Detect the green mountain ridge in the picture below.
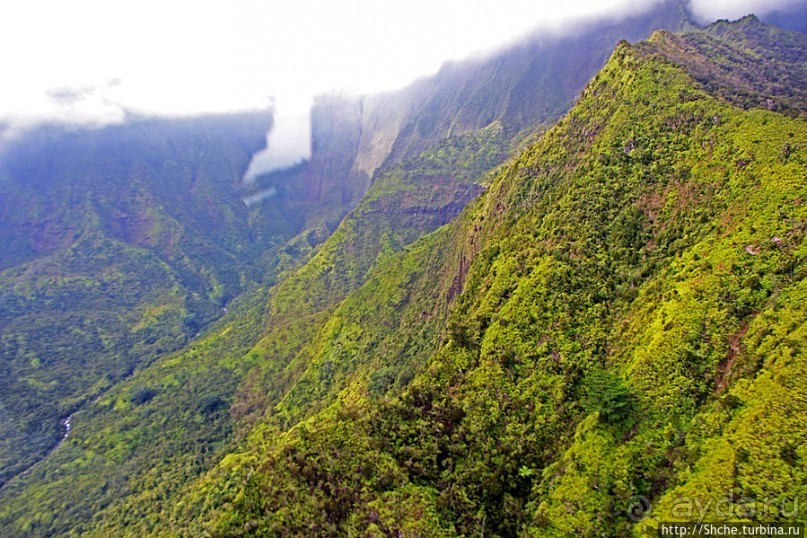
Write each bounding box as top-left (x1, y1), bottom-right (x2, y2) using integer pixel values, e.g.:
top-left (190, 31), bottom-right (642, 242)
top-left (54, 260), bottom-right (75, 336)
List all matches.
top-left (0, 8), bottom-right (804, 538)
top-left (167, 17), bottom-right (804, 536)
top-left (227, 0), bottom-right (698, 442)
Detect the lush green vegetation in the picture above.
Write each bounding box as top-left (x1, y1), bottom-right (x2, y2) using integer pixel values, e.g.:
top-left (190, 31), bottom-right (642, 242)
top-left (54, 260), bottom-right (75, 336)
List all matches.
top-left (0, 112), bottom-right (339, 489)
top-left (643, 15), bottom-right (807, 116)
top-left (0, 282), bottom-right (272, 535)
top-left (1, 12), bottom-right (804, 538)
top-left (164, 20), bottom-right (802, 537)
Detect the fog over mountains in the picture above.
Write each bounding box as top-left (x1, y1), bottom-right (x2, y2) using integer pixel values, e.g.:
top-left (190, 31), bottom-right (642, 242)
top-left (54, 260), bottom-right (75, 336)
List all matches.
top-left (242, 0), bottom-right (804, 179)
top-left (1, 1), bottom-right (804, 137)
top-left (0, 1), bottom-right (805, 536)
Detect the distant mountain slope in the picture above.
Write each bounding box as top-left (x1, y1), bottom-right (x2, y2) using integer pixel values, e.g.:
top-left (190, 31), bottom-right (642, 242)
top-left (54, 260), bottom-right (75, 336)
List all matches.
top-left (371, 0), bottom-right (696, 165)
top-left (643, 15), bottom-right (806, 115)
top-left (0, 112), bottom-right (337, 488)
top-left (296, 0), bottom-right (696, 201)
top-left (159, 18), bottom-right (804, 537)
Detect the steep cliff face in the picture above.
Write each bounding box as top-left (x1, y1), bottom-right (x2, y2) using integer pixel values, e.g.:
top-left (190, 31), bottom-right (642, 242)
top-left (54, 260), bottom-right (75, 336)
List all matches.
top-left (307, 94), bottom-right (365, 207)
top-left (370, 0), bottom-right (696, 165)
top-left (348, 84), bottom-right (435, 198)
top-left (283, 0), bottom-right (695, 233)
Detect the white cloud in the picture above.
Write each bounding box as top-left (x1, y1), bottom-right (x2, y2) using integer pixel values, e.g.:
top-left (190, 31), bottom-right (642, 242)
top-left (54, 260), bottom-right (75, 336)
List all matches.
top-left (688, 0), bottom-right (802, 22)
top-left (243, 187), bottom-right (279, 206)
top-left (0, 0), bottom-right (670, 124)
top-left (244, 94), bottom-right (312, 180)
top-left (0, 0), bottom-right (798, 168)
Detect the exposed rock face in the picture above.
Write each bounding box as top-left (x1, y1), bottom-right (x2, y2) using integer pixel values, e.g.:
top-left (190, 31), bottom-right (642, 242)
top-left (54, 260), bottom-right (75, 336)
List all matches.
top-left (293, 0), bottom-right (695, 227)
top-left (307, 94), bottom-right (364, 205)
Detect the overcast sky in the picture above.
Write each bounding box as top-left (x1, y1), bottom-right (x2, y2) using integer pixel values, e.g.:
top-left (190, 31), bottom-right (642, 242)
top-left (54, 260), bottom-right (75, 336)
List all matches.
top-left (0, 0), bottom-right (800, 130)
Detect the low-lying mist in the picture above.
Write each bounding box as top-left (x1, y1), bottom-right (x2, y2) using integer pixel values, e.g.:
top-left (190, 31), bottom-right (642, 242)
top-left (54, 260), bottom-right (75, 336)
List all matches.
top-left (243, 95), bottom-right (312, 181)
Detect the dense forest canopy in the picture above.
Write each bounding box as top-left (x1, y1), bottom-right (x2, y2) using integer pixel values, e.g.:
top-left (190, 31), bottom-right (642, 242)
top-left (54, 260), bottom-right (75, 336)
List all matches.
top-left (0, 6), bottom-right (804, 537)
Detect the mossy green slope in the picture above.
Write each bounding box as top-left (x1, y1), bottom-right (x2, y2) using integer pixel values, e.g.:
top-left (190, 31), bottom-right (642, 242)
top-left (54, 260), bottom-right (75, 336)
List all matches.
top-left (174, 20), bottom-right (806, 537)
top-left (209, 123), bottom-right (511, 445)
top-left (0, 113), bottom-right (285, 488)
top-left (0, 114), bottom-right (335, 535)
top-left (0, 284), bottom-right (271, 536)
top-left (1, 15), bottom-right (803, 537)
